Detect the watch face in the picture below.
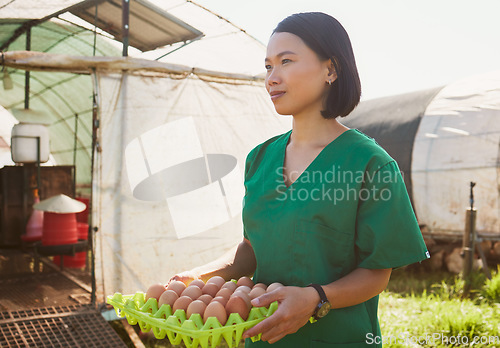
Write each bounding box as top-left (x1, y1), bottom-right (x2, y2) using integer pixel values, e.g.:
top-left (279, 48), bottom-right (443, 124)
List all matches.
top-left (317, 301), bottom-right (331, 318)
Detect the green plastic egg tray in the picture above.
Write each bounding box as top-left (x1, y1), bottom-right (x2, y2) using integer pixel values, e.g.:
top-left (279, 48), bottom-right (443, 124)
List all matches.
top-left (107, 292), bottom-right (278, 348)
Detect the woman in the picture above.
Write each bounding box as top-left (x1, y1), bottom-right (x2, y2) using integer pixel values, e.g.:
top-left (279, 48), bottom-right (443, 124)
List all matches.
top-left (171, 12), bottom-right (429, 347)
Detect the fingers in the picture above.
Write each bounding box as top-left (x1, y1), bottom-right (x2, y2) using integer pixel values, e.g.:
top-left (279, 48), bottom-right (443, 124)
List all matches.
top-left (242, 319), bottom-right (263, 338)
top-left (265, 329), bottom-right (288, 344)
top-left (243, 286), bottom-right (313, 343)
top-left (258, 319), bottom-right (289, 343)
top-left (167, 274), bottom-right (184, 284)
top-left (243, 314), bottom-right (278, 339)
top-left (168, 272), bottom-right (197, 286)
top-left (243, 295), bottom-right (285, 339)
top-left (243, 309), bottom-right (298, 343)
top-left (251, 289), bottom-right (281, 308)
top-left (166, 273), bottom-right (194, 286)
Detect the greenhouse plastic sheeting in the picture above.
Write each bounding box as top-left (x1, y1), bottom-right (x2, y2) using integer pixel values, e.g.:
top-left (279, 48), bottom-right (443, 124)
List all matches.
top-left (411, 71), bottom-right (500, 236)
top-left (0, 0), bottom-right (269, 193)
top-left (93, 71), bottom-right (290, 300)
top-left (0, 18), bottom-right (121, 190)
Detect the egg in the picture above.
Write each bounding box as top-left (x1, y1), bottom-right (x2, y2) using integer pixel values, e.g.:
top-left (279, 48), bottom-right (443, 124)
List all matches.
top-left (202, 283), bottom-right (219, 297)
top-left (236, 276), bottom-right (254, 289)
top-left (221, 281), bottom-right (237, 292)
top-left (189, 279), bottom-right (206, 289)
top-left (173, 296), bottom-right (193, 312)
top-left (211, 296), bottom-right (228, 307)
top-left (215, 287), bottom-right (233, 300)
top-left (253, 283), bottom-right (267, 290)
top-left (235, 285), bottom-right (252, 294)
top-left (231, 290), bottom-right (251, 304)
top-left (167, 280), bottom-right (187, 296)
top-left (267, 282), bottom-right (284, 293)
top-left (198, 294), bottom-right (213, 305)
top-left (186, 300), bottom-right (207, 319)
top-left (226, 295), bottom-right (251, 320)
top-left (181, 285), bottom-right (203, 300)
top-left (249, 287), bottom-right (266, 300)
top-left (158, 289), bottom-right (179, 307)
top-left (206, 276), bottom-right (225, 288)
top-left (204, 301), bottom-right (227, 325)
top-left (145, 283), bottom-right (166, 301)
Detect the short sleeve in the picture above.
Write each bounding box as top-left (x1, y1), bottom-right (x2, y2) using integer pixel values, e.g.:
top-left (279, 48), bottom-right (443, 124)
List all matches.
top-left (242, 147), bottom-right (259, 241)
top-left (355, 160), bottom-right (430, 269)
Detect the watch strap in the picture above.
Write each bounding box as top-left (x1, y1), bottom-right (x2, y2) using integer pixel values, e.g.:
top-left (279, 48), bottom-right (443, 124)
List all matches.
top-left (307, 283), bottom-right (328, 303)
top-left (307, 283), bottom-right (331, 322)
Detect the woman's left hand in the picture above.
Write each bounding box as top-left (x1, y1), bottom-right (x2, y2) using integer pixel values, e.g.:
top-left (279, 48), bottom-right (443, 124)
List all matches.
top-left (242, 286), bottom-right (320, 344)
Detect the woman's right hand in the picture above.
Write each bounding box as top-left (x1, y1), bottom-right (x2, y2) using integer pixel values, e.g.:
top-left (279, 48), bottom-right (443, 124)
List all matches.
top-left (168, 270), bottom-right (200, 286)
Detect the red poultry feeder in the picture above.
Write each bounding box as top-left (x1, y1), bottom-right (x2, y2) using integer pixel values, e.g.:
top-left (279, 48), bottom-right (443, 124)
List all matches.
top-left (75, 197), bottom-right (90, 224)
top-left (33, 193), bottom-right (85, 246)
top-left (42, 212), bottom-right (78, 245)
top-left (53, 222), bottom-right (89, 268)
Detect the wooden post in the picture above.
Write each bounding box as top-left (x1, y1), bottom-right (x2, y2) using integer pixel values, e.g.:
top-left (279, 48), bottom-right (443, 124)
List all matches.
top-left (462, 207), bottom-right (477, 294)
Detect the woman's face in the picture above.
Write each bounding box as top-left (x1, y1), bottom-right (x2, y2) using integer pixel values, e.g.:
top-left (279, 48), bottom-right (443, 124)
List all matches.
top-left (265, 32), bottom-right (333, 117)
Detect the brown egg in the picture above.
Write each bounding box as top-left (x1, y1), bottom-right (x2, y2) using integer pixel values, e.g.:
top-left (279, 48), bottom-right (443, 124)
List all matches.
top-left (215, 287), bottom-right (233, 300)
top-left (158, 289), bottom-right (179, 307)
top-left (173, 296), bottom-right (193, 312)
top-left (167, 280), bottom-right (187, 296)
top-left (211, 296), bottom-right (228, 307)
top-left (249, 287), bottom-right (266, 300)
top-left (202, 283), bottom-right (219, 297)
top-left (206, 276), bottom-right (225, 288)
top-left (253, 283), bottom-right (267, 290)
top-left (189, 279), bottom-right (206, 289)
top-left (221, 281), bottom-right (238, 292)
top-left (236, 276), bottom-right (254, 289)
top-left (146, 283), bottom-right (166, 301)
top-left (267, 282), bottom-right (284, 293)
top-left (181, 285), bottom-right (203, 300)
top-left (231, 290), bottom-right (251, 305)
top-left (204, 301), bottom-right (227, 325)
top-left (198, 294), bottom-right (213, 305)
top-left (235, 285), bottom-right (252, 294)
top-left (226, 295), bottom-right (251, 320)
top-left (186, 300), bottom-right (207, 319)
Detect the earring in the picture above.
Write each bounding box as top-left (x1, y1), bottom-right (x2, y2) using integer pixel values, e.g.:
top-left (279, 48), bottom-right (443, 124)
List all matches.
top-left (328, 80), bottom-right (332, 85)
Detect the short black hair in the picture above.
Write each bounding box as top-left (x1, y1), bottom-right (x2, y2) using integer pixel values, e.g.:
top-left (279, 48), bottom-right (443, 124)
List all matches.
top-left (273, 12), bottom-right (361, 119)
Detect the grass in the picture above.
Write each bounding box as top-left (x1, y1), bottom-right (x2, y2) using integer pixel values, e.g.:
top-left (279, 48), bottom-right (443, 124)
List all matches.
top-left (379, 266), bottom-right (500, 347)
top-left (379, 293), bottom-right (500, 347)
top-left (483, 266), bottom-right (500, 303)
top-left (115, 266), bottom-right (500, 347)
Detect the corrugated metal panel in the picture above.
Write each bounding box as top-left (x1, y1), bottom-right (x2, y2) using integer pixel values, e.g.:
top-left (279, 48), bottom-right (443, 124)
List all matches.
top-left (68, 0), bottom-right (203, 51)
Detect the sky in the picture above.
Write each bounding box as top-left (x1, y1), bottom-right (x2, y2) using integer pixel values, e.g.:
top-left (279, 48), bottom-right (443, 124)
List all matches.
top-left (192, 0), bottom-right (500, 100)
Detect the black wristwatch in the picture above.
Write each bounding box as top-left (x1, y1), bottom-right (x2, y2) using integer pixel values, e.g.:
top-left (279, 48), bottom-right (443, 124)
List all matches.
top-left (307, 283), bottom-right (331, 320)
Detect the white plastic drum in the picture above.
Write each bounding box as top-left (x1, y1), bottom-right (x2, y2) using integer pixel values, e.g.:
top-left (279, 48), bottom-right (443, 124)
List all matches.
top-left (11, 123), bottom-right (50, 163)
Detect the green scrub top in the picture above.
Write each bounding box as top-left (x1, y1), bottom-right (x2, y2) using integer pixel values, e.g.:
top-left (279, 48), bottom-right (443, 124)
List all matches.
top-left (242, 129), bottom-right (429, 347)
